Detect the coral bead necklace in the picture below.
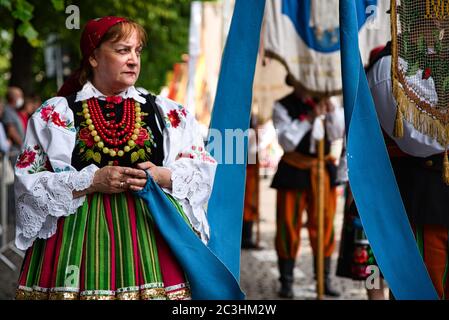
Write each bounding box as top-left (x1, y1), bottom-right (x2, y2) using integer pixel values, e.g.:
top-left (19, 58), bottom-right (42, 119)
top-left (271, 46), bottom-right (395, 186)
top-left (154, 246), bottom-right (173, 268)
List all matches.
top-left (82, 97), bottom-right (142, 157)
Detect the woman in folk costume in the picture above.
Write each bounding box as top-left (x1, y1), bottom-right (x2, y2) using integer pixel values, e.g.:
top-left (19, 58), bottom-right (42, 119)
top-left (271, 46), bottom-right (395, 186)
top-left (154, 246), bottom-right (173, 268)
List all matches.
top-left (14, 16), bottom-right (216, 300)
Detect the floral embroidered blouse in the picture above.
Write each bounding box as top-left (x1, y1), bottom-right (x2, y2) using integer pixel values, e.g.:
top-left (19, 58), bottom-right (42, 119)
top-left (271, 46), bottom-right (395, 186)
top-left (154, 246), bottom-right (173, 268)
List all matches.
top-left (14, 81), bottom-right (217, 250)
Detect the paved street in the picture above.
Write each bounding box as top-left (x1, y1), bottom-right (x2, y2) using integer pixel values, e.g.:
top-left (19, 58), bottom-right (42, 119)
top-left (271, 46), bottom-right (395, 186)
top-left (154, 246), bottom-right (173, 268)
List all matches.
top-left (0, 229), bottom-right (22, 300)
top-left (0, 176), bottom-right (378, 300)
top-left (240, 177), bottom-right (371, 300)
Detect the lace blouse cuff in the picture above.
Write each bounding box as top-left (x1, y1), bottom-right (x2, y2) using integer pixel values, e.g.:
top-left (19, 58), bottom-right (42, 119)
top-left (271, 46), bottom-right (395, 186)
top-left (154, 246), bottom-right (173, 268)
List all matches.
top-left (15, 164), bottom-right (98, 250)
top-left (169, 161), bottom-right (213, 206)
top-left (165, 160), bottom-right (213, 242)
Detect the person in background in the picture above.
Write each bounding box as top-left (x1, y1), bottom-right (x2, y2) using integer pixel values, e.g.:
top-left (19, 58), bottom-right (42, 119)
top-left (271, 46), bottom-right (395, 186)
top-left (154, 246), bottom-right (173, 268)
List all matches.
top-left (17, 97), bottom-right (37, 133)
top-left (2, 86), bottom-right (25, 150)
top-left (271, 75), bottom-right (345, 298)
top-left (242, 115), bottom-right (261, 249)
top-left (0, 100), bottom-right (11, 153)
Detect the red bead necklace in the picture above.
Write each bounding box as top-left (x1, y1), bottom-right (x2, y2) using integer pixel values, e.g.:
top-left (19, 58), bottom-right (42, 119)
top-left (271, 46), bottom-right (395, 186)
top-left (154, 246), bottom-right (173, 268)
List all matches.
top-left (87, 98), bottom-right (135, 146)
top-left (82, 98), bottom-right (143, 157)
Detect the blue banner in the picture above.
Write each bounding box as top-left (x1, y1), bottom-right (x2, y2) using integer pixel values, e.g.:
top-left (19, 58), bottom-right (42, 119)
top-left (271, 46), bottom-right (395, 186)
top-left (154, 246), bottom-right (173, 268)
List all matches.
top-left (137, 0), bottom-right (265, 299)
top-left (207, 0), bottom-right (266, 282)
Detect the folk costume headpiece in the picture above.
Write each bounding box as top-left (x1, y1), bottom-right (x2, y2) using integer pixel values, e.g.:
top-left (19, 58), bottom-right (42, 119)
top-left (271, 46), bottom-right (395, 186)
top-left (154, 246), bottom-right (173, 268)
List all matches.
top-left (57, 16), bottom-right (127, 97)
top-left (391, 0), bottom-right (449, 183)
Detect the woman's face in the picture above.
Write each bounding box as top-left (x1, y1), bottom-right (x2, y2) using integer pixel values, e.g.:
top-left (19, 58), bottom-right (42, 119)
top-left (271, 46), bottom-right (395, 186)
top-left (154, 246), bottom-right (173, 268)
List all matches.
top-left (90, 30), bottom-right (142, 94)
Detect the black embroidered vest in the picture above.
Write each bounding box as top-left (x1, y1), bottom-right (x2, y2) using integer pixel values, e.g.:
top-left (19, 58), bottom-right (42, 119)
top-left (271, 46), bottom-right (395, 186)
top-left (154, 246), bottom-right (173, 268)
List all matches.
top-left (66, 93), bottom-right (165, 170)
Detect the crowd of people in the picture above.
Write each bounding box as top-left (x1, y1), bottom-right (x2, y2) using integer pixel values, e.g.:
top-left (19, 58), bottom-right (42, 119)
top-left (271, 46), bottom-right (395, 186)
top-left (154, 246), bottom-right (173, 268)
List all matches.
top-left (0, 87), bottom-right (41, 154)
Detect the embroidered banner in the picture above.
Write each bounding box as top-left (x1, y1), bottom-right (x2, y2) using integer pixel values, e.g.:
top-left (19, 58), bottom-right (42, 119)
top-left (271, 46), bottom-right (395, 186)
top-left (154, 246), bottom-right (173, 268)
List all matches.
top-left (390, 0), bottom-right (449, 173)
top-left (264, 0), bottom-right (389, 94)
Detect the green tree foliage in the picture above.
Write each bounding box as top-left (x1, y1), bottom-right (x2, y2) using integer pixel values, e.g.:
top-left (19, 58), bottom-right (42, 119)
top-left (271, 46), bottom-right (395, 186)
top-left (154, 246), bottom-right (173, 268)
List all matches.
top-left (0, 30), bottom-right (13, 97)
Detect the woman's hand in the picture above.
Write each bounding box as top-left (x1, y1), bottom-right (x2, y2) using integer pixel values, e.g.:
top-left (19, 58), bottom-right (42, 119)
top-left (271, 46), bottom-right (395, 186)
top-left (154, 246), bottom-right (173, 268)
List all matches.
top-left (136, 161), bottom-right (172, 189)
top-left (73, 166), bottom-right (129, 198)
top-left (123, 167), bottom-right (148, 192)
top-left (89, 166), bottom-right (143, 193)
top-left (73, 163), bottom-right (172, 198)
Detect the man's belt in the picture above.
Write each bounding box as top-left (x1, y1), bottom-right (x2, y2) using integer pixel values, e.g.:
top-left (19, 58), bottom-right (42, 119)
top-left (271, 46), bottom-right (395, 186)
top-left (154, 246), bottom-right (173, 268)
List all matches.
top-left (281, 151), bottom-right (334, 170)
top-left (281, 152), bottom-right (334, 204)
top-left (384, 133), bottom-right (449, 180)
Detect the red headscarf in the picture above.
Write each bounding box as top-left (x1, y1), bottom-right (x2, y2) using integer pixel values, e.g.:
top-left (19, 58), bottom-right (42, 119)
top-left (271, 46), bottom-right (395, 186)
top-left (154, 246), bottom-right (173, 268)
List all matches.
top-left (57, 16), bottom-right (128, 97)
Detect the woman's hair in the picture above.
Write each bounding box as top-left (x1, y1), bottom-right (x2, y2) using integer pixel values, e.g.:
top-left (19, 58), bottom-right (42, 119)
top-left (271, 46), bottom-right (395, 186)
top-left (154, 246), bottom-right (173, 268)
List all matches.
top-left (285, 74), bottom-right (295, 87)
top-left (79, 20), bottom-right (147, 85)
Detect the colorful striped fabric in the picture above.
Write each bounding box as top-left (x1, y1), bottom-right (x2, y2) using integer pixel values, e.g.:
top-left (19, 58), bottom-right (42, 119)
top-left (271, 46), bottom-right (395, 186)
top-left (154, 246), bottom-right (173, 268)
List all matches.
top-left (275, 186), bottom-right (337, 260)
top-left (16, 192), bottom-right (191, 300)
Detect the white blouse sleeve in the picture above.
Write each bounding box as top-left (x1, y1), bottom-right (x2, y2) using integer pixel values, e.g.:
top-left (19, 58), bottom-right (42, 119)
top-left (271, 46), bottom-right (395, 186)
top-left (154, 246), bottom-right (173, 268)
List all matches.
top-left (156, 96), bottom-right (217, 244)
top-left (272, 101), bottom-right (312, 152)
top-left (367, 56), bottom-right (445, 157)
top-left (14, 97), bottom-right (98, 250)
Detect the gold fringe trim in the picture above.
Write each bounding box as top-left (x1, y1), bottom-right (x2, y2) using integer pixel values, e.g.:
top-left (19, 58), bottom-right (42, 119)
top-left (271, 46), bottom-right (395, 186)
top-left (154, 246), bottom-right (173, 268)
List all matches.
top-left (16, 289), bottom-right (52, 300)
top-left (394, 102), bottom-right (405, 137)
top-left (391, 0), bottom-right (405, 139)
top-left (15, 289), bottom-right (33, 300)
top-left (392, 79), bottom-right (449, 184)
top-left (443, 150), bottom-right (449, 185)
top-left (49, 292), bottom-right (79, 300)
top-left (391, 0), bottom-right (449, 146)
top-left (140, 288), bottom-right (167, 300)
top-left (390, 1), bottom-right (449, 183)
top-left (393, 108), bottom-right (404, 138)
top-left (80, 294), bottom-right (116, 301)
top-left (15, 287), bottom-right (190, 300)
top-left (392, 78), bottom-right (449, 147)
top-left (166, 288), bottom-right (192, 300)
top-left (116, 291), bottom-right (140, 300)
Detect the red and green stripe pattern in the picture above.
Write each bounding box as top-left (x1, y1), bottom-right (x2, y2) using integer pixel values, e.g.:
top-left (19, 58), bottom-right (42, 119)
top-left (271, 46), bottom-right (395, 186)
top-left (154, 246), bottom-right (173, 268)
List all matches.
top-left (16, 192), bottom-right (191, 300)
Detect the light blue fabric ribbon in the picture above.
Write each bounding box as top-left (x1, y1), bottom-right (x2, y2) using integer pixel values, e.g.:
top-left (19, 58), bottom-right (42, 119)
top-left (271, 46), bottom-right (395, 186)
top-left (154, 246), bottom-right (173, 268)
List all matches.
top-left (136, 176), bottom-right (244, 299)
top-left (137, 0), bottom-right (265, 299)
top-left (206, 0), bottom-right (265, 282)
top-left (339, 0), bottom-right (438, 299)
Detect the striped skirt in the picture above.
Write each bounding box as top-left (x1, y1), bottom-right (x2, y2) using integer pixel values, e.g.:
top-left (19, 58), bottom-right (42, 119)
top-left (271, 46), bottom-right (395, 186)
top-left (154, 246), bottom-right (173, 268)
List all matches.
top-left (16, 192), bottom-right (191, 300)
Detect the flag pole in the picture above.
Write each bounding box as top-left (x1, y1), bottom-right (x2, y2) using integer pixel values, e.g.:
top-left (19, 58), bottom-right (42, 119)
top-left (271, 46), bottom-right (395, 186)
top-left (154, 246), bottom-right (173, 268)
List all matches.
top-left (316, 129), bottom-right (325, 300)
top-left (255, 150), bottom-right (261, 247)
top-left (254, 118), bottom-right (261, 248)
